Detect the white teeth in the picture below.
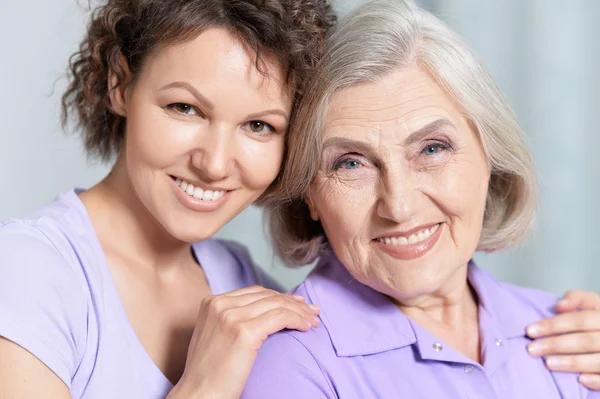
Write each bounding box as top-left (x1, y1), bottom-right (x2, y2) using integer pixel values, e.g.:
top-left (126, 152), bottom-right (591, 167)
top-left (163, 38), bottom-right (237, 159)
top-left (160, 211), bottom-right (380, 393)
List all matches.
top-left (193, 187), bottom-right (204, 199)
top-left (186, 184), bottom-right (195, 196)
top-left (378, 224), bottom-right (440, 246)
top-left (175, 178), bottom-right (226, 202)
top-left (203, 190), bottom-right (214, 201)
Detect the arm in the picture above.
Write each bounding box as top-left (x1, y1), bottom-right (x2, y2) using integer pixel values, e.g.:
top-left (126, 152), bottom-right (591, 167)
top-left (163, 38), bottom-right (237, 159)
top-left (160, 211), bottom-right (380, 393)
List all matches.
top-left (0, 337), bottom-right (71, 398)
top-left (241, 332), bottom-right (335, 399)
top-left (527, 290), bottom-right (600, 390)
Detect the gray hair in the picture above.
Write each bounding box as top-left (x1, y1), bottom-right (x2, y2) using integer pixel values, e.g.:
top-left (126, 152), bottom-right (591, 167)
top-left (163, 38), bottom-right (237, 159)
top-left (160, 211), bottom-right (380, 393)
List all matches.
top-left (261, 0), bottom-right (536, 265)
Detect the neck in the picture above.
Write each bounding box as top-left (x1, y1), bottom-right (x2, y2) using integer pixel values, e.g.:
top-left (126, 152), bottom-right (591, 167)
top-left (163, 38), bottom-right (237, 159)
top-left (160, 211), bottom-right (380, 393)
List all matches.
top-left (394, 264), bottom-right (481, 363)
top-left (80, 157), bottom-right (194, 273)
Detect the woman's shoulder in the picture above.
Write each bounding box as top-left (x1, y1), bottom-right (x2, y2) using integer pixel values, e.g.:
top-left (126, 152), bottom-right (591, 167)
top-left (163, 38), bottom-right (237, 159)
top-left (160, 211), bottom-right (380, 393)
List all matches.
top-left (0, 189), bottom-right (103, 276)
top-left (469, 263), bottom-right (560, 321)
top-left (0, 190), bottom-right (97, 389)
top-left (192, 239), bottom-right (283, 293)
top-left (243, 321), bottom-right (337, 398)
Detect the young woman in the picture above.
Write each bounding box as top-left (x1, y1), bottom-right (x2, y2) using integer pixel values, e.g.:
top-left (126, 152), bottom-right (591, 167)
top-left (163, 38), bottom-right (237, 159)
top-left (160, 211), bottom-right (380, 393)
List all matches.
top-left (0, 1), bottom-right (598, 398)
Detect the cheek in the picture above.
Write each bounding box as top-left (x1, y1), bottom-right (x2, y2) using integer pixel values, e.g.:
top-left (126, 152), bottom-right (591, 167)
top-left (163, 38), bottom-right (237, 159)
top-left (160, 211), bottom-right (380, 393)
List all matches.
top-left (125, 104), bottom-right (198, 170)
top-left (312, 177), bottom-right (377, 242)
top-left (237, 137), bottom-right (285, 190)
top-left (425, 155), bottom-right (490, 254)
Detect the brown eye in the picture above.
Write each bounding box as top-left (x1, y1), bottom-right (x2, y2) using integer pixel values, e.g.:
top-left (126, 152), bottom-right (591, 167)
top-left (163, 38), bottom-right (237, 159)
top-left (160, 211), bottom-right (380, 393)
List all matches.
top-left (243, 121), bottom-right (275, 135)
top-left (168, 103), bottom-right (198, 116)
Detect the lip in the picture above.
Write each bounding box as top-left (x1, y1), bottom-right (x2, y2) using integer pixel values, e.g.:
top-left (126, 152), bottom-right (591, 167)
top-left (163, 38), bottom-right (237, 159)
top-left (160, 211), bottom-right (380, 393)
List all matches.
top-left (373, 222), bottom-right (443, 261)
top-left (170, 175), bottom-right (231, 192)
top-left (374, 222), bottom-right (441, 240)
top-left (170, 177), bottom-right (231, 212)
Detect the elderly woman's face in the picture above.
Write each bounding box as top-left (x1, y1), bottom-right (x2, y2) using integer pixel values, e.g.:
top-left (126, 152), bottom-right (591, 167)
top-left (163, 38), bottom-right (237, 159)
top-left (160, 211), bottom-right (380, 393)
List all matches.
top-left (307, 65), bottom-right (491, 300)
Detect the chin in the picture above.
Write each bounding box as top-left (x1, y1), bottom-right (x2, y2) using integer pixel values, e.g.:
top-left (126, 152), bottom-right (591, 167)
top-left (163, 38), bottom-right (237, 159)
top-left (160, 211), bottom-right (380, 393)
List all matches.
top-left (158, 213), bottom-right (223, 243)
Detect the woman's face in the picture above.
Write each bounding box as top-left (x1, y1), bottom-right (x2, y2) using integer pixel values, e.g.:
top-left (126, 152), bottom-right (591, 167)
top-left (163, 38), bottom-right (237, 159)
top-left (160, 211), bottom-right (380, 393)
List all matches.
top-left (307, 65), bottom-right (490, 302)
top-left (113, 28), bottom-right (291, 242)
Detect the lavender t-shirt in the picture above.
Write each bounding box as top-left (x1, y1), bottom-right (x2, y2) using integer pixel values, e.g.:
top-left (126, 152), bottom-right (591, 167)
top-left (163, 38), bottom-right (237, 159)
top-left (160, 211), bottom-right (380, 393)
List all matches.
top-left (243, 257), bottom-right (596, 398)
top-left (0, 189), bottom-right (280, 398)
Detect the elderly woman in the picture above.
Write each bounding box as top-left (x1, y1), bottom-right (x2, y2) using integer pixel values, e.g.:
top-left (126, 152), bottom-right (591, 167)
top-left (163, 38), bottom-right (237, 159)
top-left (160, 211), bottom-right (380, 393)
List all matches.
top-left (243, 0), bottom-right (599, 397)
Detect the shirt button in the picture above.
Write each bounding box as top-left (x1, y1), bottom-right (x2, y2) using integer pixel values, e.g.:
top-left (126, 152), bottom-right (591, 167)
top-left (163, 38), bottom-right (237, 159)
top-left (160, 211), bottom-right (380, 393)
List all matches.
top-left (433, 343), bottom-right (443, 352)
top-left (495, 338), bottom-right (504, 347)
top-left (464, 365), bottom-right (474, 374)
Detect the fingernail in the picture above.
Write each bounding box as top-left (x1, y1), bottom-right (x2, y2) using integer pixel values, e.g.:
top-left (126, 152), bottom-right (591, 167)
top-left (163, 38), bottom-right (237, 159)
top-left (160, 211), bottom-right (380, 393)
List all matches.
top-left (527, 343), bottom-right (544, 356)
top-left (293, 295), bottom-right (305, 301)
top-left (556, 299), bottom-right (570, 308)
top-left (308, 304), bottom-right (320, 312)
top-left (526, 324), bottom-right (542, 337)
top-left (580, 374), bottom-right (596, 385)
top-left (546, 357), bottom-right (567, 368)
top-left (313, 316), bottom-right (320, 325)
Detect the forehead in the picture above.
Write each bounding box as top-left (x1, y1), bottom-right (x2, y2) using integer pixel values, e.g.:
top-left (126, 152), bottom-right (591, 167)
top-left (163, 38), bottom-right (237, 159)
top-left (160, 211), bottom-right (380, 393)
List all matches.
top-left (140, 28), bottom-right (292, 109)
top-left (325, 65), bottom-right (464, 140)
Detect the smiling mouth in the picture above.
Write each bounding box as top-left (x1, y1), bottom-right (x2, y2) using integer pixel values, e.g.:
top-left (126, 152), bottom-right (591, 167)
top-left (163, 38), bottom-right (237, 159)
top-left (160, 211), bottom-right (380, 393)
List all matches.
top-left (376, 223), bottom-right (440, 246)
top-left (173, 177), bottom-right (227, 202)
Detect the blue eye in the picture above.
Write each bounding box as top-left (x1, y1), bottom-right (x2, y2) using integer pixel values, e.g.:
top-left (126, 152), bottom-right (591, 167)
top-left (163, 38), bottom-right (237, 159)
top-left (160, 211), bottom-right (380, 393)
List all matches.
top-left (334, 158), bottom-right (362, 170)
top-left (422, 143), bottom-right (448, 155)
top-left (243, 121), bottom-right (275, 135)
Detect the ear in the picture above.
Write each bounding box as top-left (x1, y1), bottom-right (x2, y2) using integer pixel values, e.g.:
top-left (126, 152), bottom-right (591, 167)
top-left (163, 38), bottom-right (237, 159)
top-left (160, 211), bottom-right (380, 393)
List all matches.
top-left (107, 53), bottom-right (132, 117)
top-left (305, 190), bottom-right (320, 222)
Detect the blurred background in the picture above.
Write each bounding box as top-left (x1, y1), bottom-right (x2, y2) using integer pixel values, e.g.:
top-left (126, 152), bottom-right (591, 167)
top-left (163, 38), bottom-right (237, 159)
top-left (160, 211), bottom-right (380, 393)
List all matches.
top-left (0, 0), bottom-right (598, 292)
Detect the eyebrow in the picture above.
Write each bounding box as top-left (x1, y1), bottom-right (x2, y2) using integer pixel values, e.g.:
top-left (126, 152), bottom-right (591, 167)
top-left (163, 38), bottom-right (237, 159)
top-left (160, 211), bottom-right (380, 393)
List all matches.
top-left (159, 81), bottom-right (215, 110)
top-left (246, 109), bottom-right (289, 123)
top-left (404, 118), bottom-right (457, 146)
top-left (159, 81), bottom-right (289, 122)
top-left (322, 118), bottom-right (457, 151)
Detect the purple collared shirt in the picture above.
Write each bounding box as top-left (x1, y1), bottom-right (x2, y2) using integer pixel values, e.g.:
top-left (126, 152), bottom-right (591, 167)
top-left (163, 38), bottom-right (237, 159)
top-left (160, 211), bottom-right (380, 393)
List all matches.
top-left (243, 257), bottom-right (595, 398)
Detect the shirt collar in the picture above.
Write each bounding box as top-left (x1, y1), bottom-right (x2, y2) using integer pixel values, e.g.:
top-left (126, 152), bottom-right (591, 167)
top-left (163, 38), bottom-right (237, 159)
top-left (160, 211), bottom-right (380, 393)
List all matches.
top-left (305, 257), bottom-right (540, 358)
top-left (467, 261), bottom-right (545, 339)
top-left (305, 256), bottom-right (416, 357)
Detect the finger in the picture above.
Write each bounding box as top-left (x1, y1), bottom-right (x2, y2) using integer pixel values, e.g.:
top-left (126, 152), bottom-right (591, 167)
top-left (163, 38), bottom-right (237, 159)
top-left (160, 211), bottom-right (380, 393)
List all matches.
top-left (545, 354), bottom-right (600, 374)
top-left (526, 311), bottom-right (600, 338)
top-left (232, 292), bottom-right (319, 316)
top-left (238, 295), bottom-right (320, 326)
top-left (201, 290), bottom-right (277, 316)
top-left (223, 286), bottom-right (307, 302)
top-left (579, 374), bottom-right (600, 391)
top-left (556, 290), bottom-right (600, 312)
top-left (527, 332), bottom-right (600, 357)
top-left (249, 308), bottom-right (315, 339)
top-left (222, 285), bottom-right (279, 297)
top-left (206, 290), bottom-right (309, 314)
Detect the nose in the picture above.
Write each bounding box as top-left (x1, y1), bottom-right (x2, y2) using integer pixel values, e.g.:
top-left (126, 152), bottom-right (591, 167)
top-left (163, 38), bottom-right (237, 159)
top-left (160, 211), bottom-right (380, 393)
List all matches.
top-left (190, 123), bottom-right (234, 181)
top-left (376, 166), bottom-right (419, 224)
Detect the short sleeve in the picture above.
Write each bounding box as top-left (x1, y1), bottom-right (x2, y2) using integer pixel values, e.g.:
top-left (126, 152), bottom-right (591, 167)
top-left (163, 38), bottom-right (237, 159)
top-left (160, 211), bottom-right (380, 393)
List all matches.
top-left (241, 332), bottom-right (335, 399)
top-left (0, 222), bottom-right (87, 389)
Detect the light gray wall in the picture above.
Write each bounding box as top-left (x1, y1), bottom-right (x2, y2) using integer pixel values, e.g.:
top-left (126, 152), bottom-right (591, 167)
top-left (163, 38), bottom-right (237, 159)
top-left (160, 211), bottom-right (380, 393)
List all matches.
top-left (1, 1), bottom-right (598, 292)
top-left (0, 2), bottom-right (109, 219)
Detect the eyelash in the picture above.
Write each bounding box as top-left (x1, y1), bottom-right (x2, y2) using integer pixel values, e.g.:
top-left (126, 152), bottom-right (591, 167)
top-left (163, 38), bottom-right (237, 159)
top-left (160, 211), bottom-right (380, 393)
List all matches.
top-left (331, 140), bottom-right (453, 171)
top-left (332, 154), bottom-right (364, 170)
top-left (242, 121), bottom-right (277, 135)
top-left (420, 140), bottom-right (452, 156)
top-left (165, 103), bottom-right (276, 136)
top-left (166, 102), bottom-right (201, 117)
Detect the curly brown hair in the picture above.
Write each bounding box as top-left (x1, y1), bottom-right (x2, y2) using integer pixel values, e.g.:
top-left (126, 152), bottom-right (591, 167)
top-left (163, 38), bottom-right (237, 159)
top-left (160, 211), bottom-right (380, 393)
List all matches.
top-left (62, 0), bottom-right (336, 161)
